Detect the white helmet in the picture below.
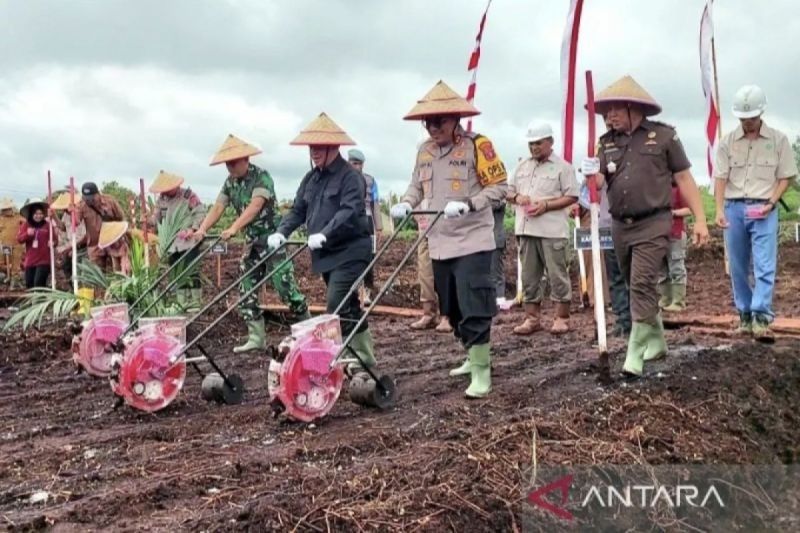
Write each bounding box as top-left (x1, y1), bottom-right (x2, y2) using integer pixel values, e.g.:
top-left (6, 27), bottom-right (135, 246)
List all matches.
top-left (732, 85), bottom-right (767, 119)
top-left (526, 122), bottom-right (554, 143)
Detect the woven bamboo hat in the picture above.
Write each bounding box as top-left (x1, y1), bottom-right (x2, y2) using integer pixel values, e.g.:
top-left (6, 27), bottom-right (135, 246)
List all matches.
top-left (20, 198), bottom-right (49, 219)
top-left (51, 192), bottom-right (81, 210)
top-left (150, 170), bottom-right (185, 193)
top-left (98, 221), bottom-right (129, 249)
top-left (591, 75), bottom-right (662, 116)
top-left (209, 134), bottom-right (262, 166)
top-left (290, 113), bottom-right (355, 146)
top-left (0, 197), bottom-right (16, 211)
top-left (403, 80), bottom-right (480, 121)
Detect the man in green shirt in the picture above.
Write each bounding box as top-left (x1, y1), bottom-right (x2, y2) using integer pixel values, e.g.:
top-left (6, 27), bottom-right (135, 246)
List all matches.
top-left (193, 134), bottom-right (310, 353)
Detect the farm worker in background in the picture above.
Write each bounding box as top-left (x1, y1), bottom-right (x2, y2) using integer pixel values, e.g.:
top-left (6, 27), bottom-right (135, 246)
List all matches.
top-left (97, 221), bottom-right (131, 275)
top-left (271, 113), bottom-right (380, 378)
top-left (149, 171), bottom-right (207, 308)
top-left (17, 198), bottom-right (56, 289)
top-left (582, 75), bottom-right (709, 378)
top-left (193, 134), bottom-right (310, 353)
top-left (347, 149), bottom-right (383, 306)
top-left (392, 80), bottom-right (507, 398)
top-left (77, 182), bottom-right (126, 272)
top-left (658, 181), bottom-right (691, 312)
top-left (0, 198), bottom-right (25, 288)
top-left (714, 85), bottom-right (798, 342)
top-left (52, 190), bottom-right (87, 287)
top-left (507, 122), bottom-right (579, 335)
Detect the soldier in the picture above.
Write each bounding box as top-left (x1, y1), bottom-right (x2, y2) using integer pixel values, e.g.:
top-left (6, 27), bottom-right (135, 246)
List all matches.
top-left (392, 80), bottom-right (507, 398)
top-left (507, 123), bottom-right (579, 335)
top-left (270, 113), bottom-right (379, 376)
top-left (347, 149), bottom-right (383, 305)
top-left (149, 171), bottom-right (207, 307)
top-left (658, 182), bottom-right (691, 312)
top-left (193, 134), bottom-right (310, 353)
top-left (76, 182), bottom-right (126, 271)
top-left (582, 75), bottom-right (709, 377)
top-left (714, 85), bottom-right (798, 342)
top-left (0, 198), bottom-right (24, 288)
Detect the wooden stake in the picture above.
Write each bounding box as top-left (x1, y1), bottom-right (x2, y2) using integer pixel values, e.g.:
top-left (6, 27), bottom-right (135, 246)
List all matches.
top-left (711, 34), bottom-right (730, 276)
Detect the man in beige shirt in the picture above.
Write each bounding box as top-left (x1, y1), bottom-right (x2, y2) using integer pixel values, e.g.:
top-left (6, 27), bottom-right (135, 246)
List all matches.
top-left (392, 80), bottom-right (507, 399)
top-left (714, 85), bottom-right (798, 342)
top-left (508, 123), bottom-right (579, 335)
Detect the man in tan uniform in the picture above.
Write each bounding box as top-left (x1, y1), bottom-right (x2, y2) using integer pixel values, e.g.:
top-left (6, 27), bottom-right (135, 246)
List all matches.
top-left (392, 80), bottom-right (507, 398)
top-left (714, 85), bottom-right (798, 342)
top-left (76, 182), bottom-right (127, 271)
top-left (0, 198), bottom-right (24, 288)
top-left (582, 75), bottom-right (709, 377)
top-left (508, 123), bottom-right (579, 335)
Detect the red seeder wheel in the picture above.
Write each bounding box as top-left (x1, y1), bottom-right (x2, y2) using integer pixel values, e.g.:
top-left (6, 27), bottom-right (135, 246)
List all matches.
top-left (74, 318), bottom-right (128, 377)
top-left (268, 336), bottom-right (345, 423)
top-left (114, 333), bottom-right (186, 413)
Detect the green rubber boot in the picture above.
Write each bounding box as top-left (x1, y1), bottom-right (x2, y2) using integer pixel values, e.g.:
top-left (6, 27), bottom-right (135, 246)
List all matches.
top-left (189, 288), bottom-right (203, 309)
top-left (449, 358), bottom-right (472, 377)
top-left (347, 329), bottom-right (377, 374)
top-left (622, 322), bottom-right (650, 376)
top-left (663, 284), bottom-right (686, 313)
top-left (175, 288), bottom-right (189, 308)
top-left (233, 317), bottom-right (266, 353)
top-left (465, 343), bottom-right (491, 399)
top-left (643, 315), bottom-right (668, 362)
top-left (658, 282), bottom-right (673, 309)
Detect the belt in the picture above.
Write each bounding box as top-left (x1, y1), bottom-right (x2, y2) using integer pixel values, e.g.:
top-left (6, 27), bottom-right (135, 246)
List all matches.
top-left (612, 207), bottom-right (670, 225)
top-left (726, 198), bottom-right (769, 203)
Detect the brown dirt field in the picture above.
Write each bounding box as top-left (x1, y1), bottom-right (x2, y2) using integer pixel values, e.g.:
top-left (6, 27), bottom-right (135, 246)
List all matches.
top-left (0, 236), bottom-right (798, 531)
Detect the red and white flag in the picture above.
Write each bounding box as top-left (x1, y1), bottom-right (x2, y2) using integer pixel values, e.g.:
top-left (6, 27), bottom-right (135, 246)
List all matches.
top-left (700, 0), bottom-right (720, 178)
top-left (560, 0), bottom-right (585, 163)
top-left (465, 0), bottom-right (492, 133)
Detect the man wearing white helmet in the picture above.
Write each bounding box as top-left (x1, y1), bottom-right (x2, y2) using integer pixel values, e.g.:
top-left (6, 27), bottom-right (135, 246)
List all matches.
top-left (714, 85), bottom-right (798, 342)
top-left (508, 123), bottom-right (579, 335)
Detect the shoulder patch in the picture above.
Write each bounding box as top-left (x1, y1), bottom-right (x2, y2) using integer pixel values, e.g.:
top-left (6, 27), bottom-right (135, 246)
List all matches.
top-left (472, 134), bottom-right (507, 186)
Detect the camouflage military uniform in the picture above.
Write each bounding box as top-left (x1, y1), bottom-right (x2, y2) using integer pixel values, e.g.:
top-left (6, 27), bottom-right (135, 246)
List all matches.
top-left (217, 163), bottom-right (308, 320)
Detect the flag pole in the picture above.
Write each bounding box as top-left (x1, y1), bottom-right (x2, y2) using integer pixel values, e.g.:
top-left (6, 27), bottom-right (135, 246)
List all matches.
top-left (711, 30), bottom-right (729, 275)
top-left (47, 170), bottom-right (57, 291)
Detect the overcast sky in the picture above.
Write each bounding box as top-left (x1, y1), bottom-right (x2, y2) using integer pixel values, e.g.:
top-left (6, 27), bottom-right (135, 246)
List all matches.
top-left (1, 0), bottom-right (798, 207)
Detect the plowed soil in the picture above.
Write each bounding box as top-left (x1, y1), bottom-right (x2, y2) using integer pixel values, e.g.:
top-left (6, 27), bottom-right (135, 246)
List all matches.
top-left (1, 235), bottom-right (798, 531)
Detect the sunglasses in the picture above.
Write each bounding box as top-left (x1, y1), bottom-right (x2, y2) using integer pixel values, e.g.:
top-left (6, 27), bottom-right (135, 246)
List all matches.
top-left (423, 116), bottom-right (452, 130)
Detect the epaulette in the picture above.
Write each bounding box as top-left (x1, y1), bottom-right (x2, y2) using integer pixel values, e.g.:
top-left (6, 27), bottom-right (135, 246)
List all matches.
top-left (648, 120), bottom-right (676, 131)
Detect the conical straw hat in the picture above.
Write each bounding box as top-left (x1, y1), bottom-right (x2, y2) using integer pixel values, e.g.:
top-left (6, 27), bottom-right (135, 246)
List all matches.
top-left (51, 191), bottom-right (81, 210)
top-left (0, 197), bottom-right (15, 210)
top-left (290, 113), bottom-right (356, 146)
top-left (149, 170), bottom-right (185, 193)
top-left (403, 80), bottom-right (481, 121)
top-left (98, 221), bottom-right (129, 249)
top-left (591, 75), bottom-right (662, 116)
top-left (20, 198), bottom-right (49, 219)
top-left (209, 134), bottom-right (262, 166)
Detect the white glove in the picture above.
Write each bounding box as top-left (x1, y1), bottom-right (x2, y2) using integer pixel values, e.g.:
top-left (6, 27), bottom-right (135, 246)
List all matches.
top-left (443, 201), bottom-right (470, 219)
top-left (308, 233), bottom-right (327, 250)
top-left (390, 202), bottom-right (412, 219)
top-left (267, 233), bottom-right (286, 250)
top-left (581, 157), bottom-right (601, 175)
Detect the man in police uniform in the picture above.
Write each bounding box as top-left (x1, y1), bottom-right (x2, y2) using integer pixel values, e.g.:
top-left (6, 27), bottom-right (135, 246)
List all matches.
top-left (714, 85), bottom-right (798, 342)
top-left (150, 170), bottom-right (207, 307)
top-left (508, 123), bottom-right (579, 335)
top-left (582, 75), bottom-right (709, 377)
top-left (270, 113), bottom-right (379, 376)
top-left (392, 80), bottom-right (507, 398)
top-left (347, 148), bottom-right (383, 305)
top-left (193, 134), bottom-right (309, 353)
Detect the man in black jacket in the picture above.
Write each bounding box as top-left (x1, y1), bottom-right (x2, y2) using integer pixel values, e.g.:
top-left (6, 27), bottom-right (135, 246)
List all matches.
top-left (268, 112), bottom-right (377, 374)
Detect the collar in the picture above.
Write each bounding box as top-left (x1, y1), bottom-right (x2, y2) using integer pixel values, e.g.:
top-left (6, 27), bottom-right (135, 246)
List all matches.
top-left (734, 120), bottom-right (772, 140)
top-left (317, 153), bottom-right (346, 174)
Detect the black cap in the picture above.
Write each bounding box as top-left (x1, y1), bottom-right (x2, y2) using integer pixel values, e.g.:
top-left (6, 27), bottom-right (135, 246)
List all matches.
top-left (82, 182), bottom-right (99, 196)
